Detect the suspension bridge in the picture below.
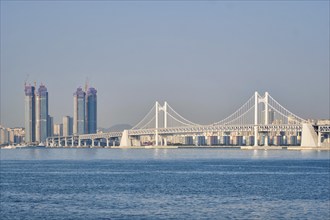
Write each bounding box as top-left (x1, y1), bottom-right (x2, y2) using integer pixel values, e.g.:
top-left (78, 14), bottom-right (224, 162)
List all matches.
top-left (46, 91), bottom-right (330, 148)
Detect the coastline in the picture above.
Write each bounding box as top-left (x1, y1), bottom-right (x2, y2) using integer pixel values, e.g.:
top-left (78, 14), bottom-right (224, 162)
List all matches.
top-left (2, 145), bottom-right (330, 151)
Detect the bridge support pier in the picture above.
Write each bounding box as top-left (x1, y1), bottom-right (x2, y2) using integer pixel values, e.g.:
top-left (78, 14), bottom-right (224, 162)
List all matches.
top-left (264, 135), bottom-right (269, 146)
top-left (301, 123), bottom-right (318, 147)
top-left (254, 127), bottom-right (258, 146)
top-left (120, 130), bottom-right (131, 147)
top-left (318, 132), bottom-right (321, 147)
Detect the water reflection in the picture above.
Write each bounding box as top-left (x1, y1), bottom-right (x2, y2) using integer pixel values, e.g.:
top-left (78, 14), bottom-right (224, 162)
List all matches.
top-left (252, 149), bottom-right (259, 159)
top-left (153, 148), bottom-right (159, 158)
top-left (251, 149), bottom-right (269, 159)
top-left (263, 149), bottom-right (269, 158)
top-left (1, 148), bottom-right (329, 161)
top-left (28, 148), bottom-right (41, 159)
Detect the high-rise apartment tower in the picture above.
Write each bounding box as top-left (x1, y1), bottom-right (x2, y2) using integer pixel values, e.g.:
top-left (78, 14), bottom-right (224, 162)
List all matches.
top-left (24, 85), bottom-right (36, 143)
top-left (36, 84), bottom-right (49, 142)
top-left (73, 88), bottom-right (86, 135)
top-left (86, 87), bottom-right (97, 134)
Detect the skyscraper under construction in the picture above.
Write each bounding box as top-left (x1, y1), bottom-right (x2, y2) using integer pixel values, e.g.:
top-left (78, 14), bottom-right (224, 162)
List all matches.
top-left (73, 86), bottom-right (97, 135)
top-left (24, 83), bottom-right (50, 144)
top-left (73, 87), bottom-right (86, 135)
top-left (86, 87), bottom-right (97, 134)
top-left (24, 85), bottom-right (36, 143)
top-left (36, 84), bottom-right (49, 143)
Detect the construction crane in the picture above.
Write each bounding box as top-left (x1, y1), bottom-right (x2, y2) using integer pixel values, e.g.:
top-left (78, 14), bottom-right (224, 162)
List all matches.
top-left (24, 74), bottom-right (29, 86)
top-left (85, 77), bottom-right (89, 92)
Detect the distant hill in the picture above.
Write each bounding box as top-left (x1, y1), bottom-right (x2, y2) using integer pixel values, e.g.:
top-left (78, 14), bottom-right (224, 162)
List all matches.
top-left (98, 124), bottom-right (132, 133)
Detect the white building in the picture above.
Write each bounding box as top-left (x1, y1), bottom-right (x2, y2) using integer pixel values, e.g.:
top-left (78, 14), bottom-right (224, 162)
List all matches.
top-left (0, 126), bottom-right (9, 145)
top-left (53, 124), bottom-right (63, 136)
top-left (63, 116), bottom-right (73, 136)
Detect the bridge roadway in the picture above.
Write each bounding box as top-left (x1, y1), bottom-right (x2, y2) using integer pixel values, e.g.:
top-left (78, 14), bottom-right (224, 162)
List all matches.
top-left (46, 124), bottom-right (306, 147)
top-left (128, 124), bottom-right (303, 136)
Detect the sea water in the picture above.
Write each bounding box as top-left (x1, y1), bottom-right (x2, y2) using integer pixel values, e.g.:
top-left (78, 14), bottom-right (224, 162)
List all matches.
top-left (1, 148), bottom-right (329, 219)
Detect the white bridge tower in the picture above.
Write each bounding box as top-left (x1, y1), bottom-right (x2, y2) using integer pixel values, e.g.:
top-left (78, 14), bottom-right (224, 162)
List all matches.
top-left (155, 101), bottom-right (168, 146)
top-left (254, 91), bottom-right (270, 146)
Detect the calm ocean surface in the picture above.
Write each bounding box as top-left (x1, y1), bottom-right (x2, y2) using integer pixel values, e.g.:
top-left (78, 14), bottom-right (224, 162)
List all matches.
top-left (1, 148), bottom-right (329, 219)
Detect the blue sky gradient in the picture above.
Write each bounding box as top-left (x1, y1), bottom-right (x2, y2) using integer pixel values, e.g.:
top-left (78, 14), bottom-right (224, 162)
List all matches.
top-left (1, 1), bottom-right (329, 128)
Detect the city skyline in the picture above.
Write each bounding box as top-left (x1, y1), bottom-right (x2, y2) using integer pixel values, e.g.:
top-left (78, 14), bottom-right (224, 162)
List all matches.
top-left (2, 89), bottom-right (329, 147)
top-left (21, 81), bottom-right (98, 144)
top-left (1, 1), bottom-right (329, 128)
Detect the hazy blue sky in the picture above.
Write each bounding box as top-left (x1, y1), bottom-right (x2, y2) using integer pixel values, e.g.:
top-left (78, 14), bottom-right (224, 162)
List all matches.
top-left (1, 1), bottom-right (329, 128)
